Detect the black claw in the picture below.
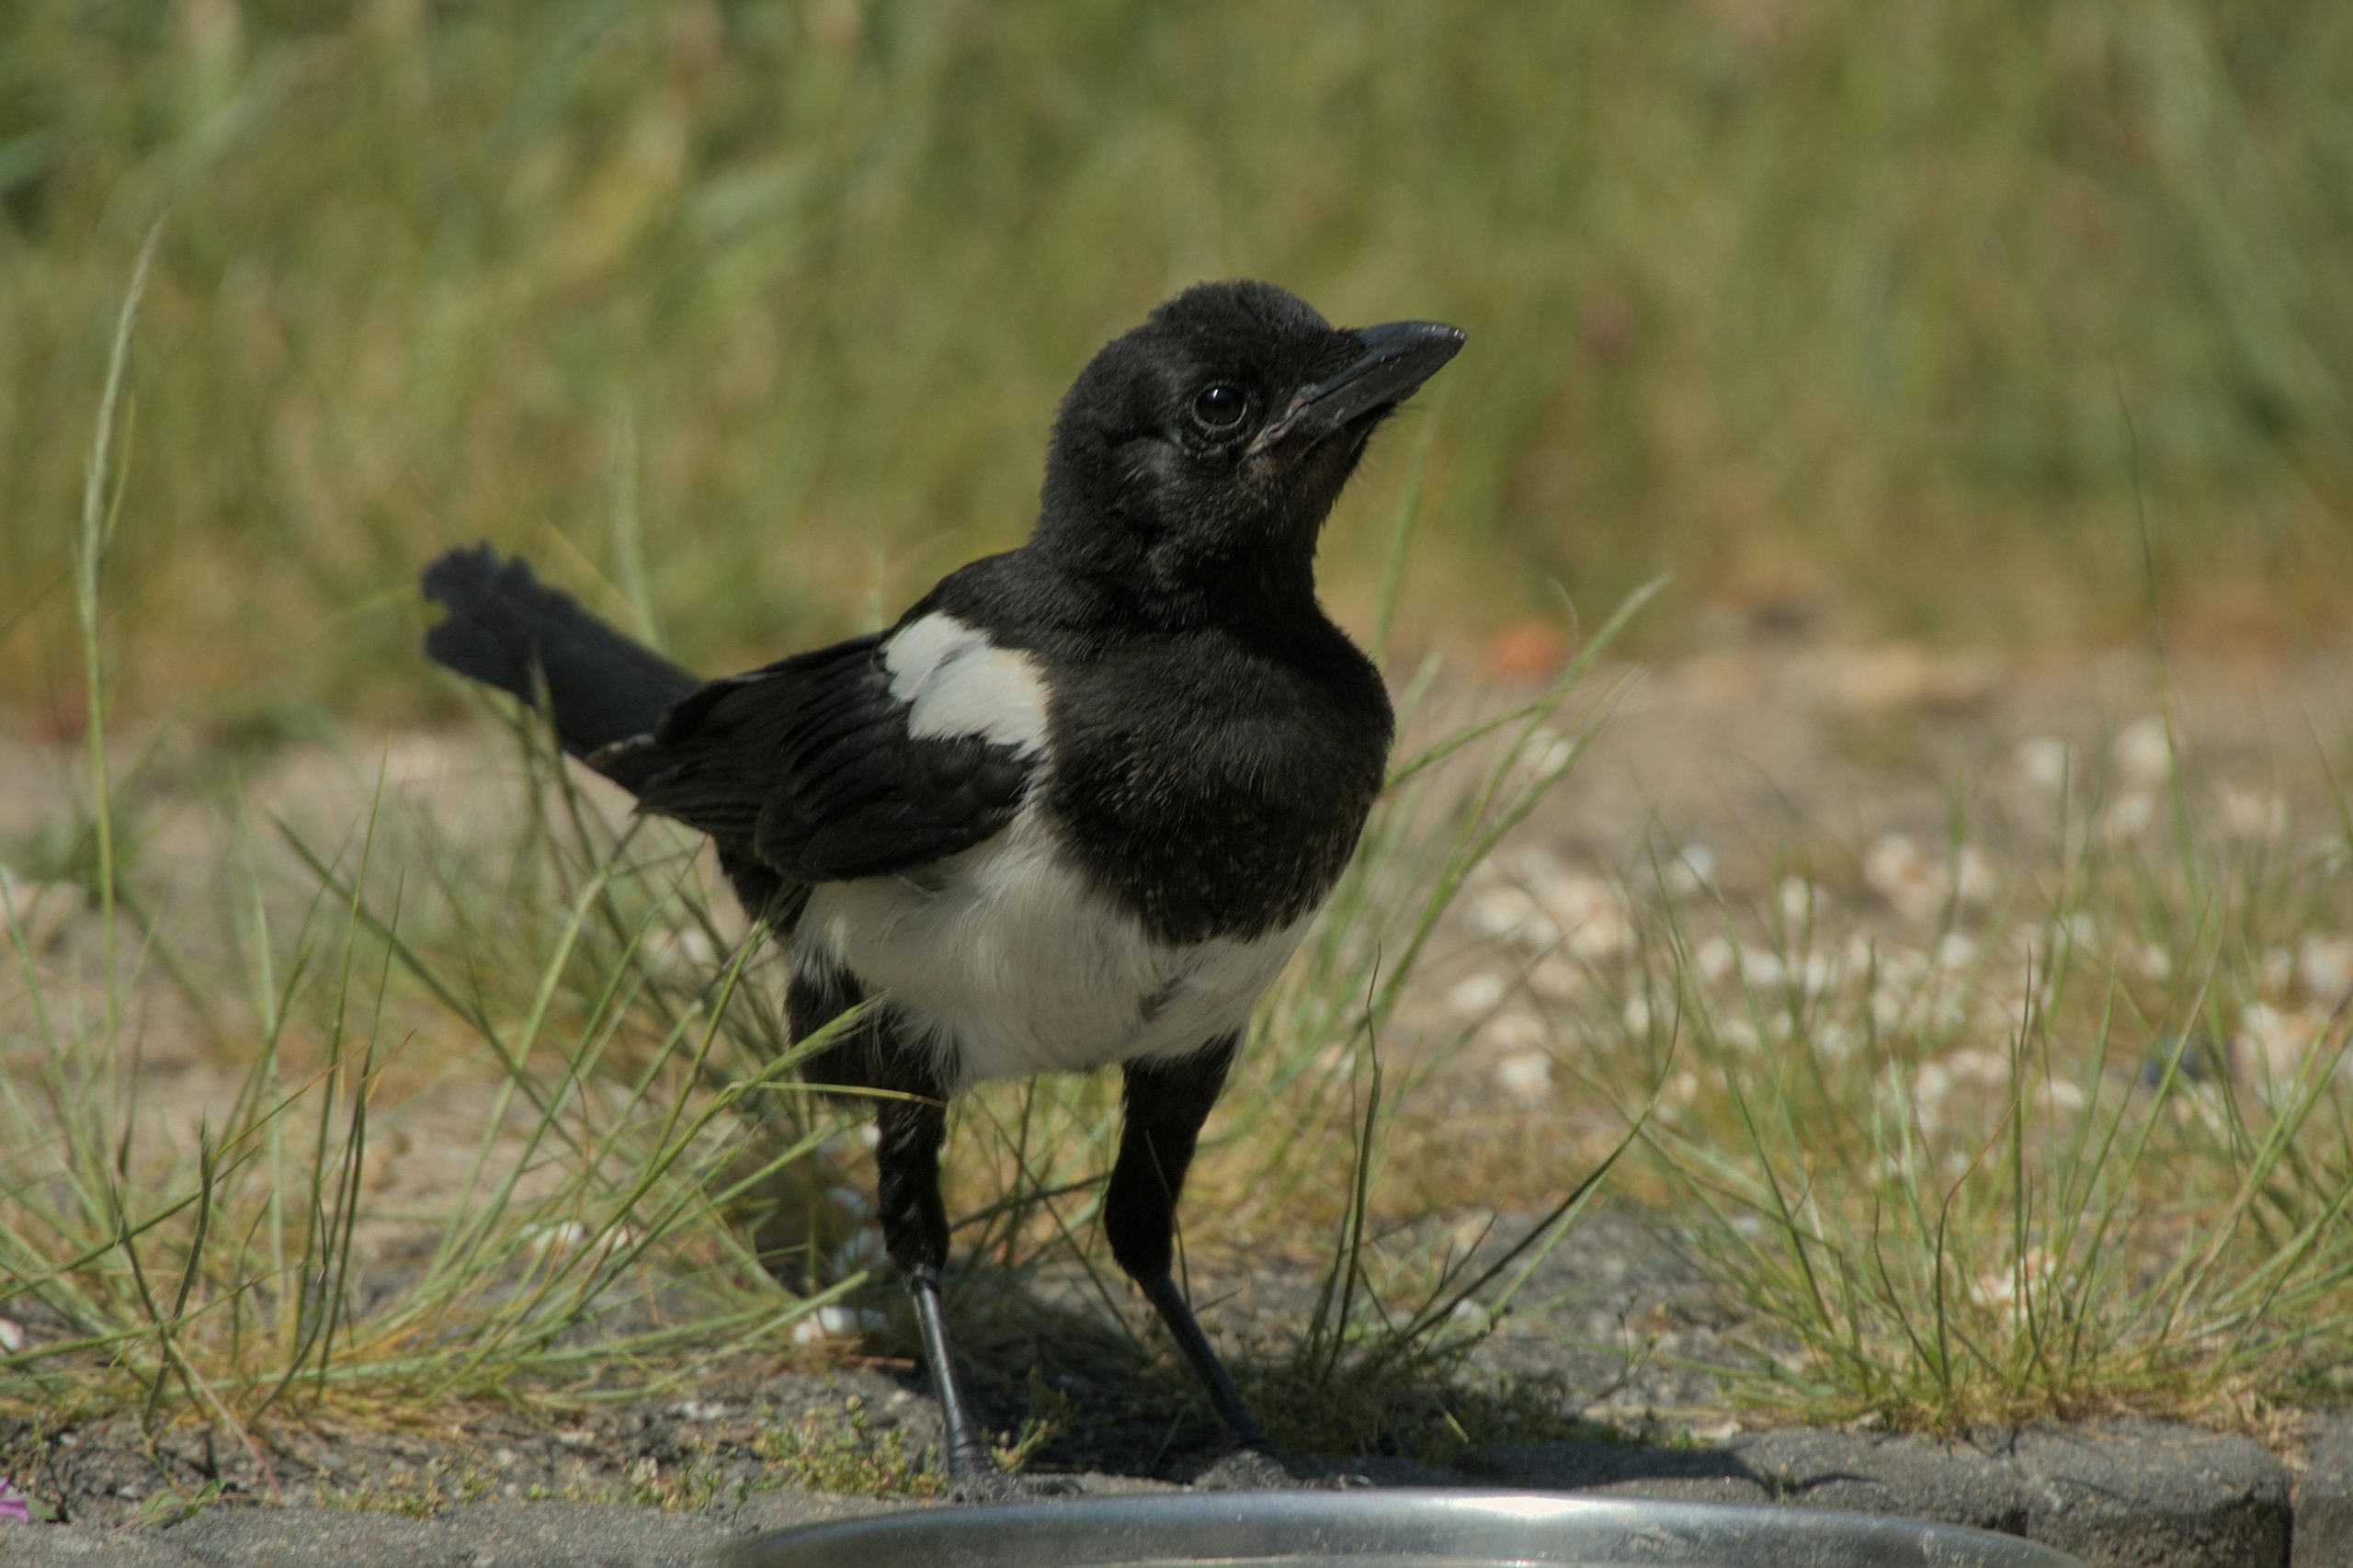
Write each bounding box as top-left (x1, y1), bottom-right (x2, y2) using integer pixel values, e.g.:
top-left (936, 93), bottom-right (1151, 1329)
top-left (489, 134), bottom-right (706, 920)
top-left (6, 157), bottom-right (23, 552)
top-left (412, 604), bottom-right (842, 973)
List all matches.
top-left (944, 1465), bottom-right (1077, 1505)
top-left (1192, 1443), bottom-right (1309, 1491)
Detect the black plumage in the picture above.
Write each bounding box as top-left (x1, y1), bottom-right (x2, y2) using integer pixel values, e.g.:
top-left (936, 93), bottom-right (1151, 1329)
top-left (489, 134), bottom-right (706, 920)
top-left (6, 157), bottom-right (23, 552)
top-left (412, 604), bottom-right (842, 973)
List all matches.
top-left (421, 279), bottom-right (1463, 1494)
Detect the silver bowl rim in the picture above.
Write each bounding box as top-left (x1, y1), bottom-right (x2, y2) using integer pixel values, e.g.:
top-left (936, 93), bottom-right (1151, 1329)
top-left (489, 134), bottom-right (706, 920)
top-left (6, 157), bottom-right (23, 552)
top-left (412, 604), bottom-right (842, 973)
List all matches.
top-left (722, 1487), bottom-right (2085, 1567)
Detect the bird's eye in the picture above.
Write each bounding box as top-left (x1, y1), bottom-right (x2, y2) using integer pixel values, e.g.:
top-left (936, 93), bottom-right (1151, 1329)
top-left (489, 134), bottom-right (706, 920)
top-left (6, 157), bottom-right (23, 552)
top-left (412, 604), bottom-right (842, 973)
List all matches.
top-left (1191, 384), bottom-right (1246, 430)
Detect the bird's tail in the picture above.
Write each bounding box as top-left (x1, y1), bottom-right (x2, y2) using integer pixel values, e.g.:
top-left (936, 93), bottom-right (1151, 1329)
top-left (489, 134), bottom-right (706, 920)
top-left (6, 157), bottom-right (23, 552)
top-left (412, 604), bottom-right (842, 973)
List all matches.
top-left (420, 544), bottom-right (698, 794)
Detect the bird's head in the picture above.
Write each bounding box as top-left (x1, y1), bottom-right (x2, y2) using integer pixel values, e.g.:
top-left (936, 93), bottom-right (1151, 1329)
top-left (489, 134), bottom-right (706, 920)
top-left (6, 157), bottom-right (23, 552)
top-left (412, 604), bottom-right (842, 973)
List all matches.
top-left (1035, 280), bottom-right (1464, 616)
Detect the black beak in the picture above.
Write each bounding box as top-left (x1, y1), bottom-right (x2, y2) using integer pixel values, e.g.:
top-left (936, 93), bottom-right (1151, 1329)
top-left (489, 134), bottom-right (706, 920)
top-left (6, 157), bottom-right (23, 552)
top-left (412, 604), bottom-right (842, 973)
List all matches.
top-left (1249, 320), bottom-right (1467, 456)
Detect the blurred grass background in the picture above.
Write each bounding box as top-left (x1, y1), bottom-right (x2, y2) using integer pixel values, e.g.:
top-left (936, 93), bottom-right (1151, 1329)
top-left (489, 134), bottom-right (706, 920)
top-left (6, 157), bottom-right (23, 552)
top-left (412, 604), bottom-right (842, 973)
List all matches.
top-left (4, 0), bottom-right (2350, 728)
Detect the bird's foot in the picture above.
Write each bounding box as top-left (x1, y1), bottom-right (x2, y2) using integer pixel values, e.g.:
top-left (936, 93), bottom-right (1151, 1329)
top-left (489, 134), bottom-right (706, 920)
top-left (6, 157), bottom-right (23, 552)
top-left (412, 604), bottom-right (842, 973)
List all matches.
top-left (942, 1453), bottom-right (1079, 1505)
top-left (1192, 1442), bottom-right (1366, 1491)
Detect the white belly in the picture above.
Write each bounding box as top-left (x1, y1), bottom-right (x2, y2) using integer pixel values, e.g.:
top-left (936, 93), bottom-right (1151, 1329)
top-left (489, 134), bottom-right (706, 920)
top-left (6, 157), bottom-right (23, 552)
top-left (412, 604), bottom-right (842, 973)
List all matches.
top-left (790, 805), bottom-right (1309, 1094)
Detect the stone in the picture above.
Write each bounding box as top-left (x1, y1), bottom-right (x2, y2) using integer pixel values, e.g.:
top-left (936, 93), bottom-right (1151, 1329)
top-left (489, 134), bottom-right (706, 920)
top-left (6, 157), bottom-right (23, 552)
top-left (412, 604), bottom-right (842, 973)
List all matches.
top-left (0, 1526), bottom-right (204, 1565)
top-left (2292, 1420), bottom-right (2353, 1568)
top-left (2005, 1420), bottom-right (2289, 1568)
top-left (1465, 1437), bottom-right (1771, 1505)
top-left (159, 1500), bottom-right (736, 1567)
top-left (1730, 1426), bottom-right (2031, 1536)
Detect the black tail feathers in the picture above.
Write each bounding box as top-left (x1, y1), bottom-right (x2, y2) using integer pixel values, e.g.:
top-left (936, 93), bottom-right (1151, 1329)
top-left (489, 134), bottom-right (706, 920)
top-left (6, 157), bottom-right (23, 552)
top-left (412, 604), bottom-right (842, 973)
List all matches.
top-left (421, 545), bottom-right (699, 791)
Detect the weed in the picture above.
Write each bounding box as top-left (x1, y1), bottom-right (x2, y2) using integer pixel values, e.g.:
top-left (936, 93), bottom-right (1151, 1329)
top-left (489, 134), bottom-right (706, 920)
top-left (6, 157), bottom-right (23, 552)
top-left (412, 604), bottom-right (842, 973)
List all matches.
top-left (750, 1400), bottom-right (940, 1499)
top-left (1566, 749), bottom-right (2353, 1430)
top-left (2, 241), bottom-right (1644, 1487)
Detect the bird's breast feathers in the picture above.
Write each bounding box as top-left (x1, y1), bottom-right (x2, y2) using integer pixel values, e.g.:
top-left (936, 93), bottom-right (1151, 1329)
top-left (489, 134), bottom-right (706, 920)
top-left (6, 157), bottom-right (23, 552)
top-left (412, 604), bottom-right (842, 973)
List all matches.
top-left (787, 608), bottom-right (1359, 1090)
top-left (791, 804), bottom-right (1309, 1090)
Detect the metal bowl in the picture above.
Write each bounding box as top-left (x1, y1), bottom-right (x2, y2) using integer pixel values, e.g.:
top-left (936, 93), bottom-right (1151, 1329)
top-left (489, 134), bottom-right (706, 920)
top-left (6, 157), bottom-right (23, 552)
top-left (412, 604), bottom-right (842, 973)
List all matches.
top-left (722, 1489), bottom-right (2085, 1567)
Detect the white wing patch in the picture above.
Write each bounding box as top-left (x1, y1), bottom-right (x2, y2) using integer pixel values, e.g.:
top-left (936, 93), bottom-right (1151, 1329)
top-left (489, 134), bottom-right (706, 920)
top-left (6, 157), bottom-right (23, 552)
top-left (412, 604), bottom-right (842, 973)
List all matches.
top-left (883, 613), bottom-right (1050, 752)
top-left (792, 805), bottom-right (1311, 1095)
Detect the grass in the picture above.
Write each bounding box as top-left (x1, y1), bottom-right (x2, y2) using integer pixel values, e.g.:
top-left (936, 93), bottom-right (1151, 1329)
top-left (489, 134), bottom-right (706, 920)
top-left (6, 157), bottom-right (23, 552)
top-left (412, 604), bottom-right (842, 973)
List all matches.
top-left (9, 28), bottom-right (2353, 1507)
top-left (1, 258), bottom-right (858, 1473)
top-left (4, 2), bottom-right (2352, 728)
top-left (1478, 725), bottom-right (2353, 1432)
top-left (0, 244), bottom-right (1653, 1500)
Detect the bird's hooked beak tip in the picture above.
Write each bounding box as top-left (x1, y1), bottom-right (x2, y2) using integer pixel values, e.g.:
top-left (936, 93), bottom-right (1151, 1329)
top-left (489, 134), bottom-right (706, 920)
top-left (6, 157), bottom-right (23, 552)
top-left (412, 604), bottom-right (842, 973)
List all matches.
top-left (1249, 319), bottom-right (1466, 457)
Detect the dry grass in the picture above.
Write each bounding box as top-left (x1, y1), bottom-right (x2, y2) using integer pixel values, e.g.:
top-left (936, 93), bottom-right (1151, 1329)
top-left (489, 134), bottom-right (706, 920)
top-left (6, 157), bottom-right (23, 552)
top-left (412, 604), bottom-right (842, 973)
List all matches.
top-left (4, 2), bottom-right (2351, 729)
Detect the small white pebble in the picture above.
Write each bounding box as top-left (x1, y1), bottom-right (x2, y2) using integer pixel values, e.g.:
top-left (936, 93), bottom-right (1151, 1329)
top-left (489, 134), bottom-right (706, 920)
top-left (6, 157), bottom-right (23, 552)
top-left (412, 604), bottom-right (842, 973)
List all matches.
top-left (1694, 936), bottom-right (1738, 986)
top-left (1492, 1051), bottom-right (1555, 1107)
top-left (2235, 1002), bottom-right (2322, 1083)
top-left (1503, 844), bottom-right (1567, 881)
top-left (2215, 784), bottom-right (2289, 844)
top-left (0, 873), bottom-right (87, 948)
top-left (1484, 1009), bottom-right (1549, 1051)
top-left (2038, 1078), bottom-right (2086, 1115)
top-left (2297, 935), bottom-right (2353, 999)
top-left (2101, 792), bottom-right (2154, 842)
top-left (1665, 843), bottom-right (1717, 895)
top-left (1935, 933), bottom-right (1977, 971)
top-left (1862, 834), bottom-right (1927, 902)
top-left (0, 1316), bottom-right (25, 1354)
top-left (813, 1304), bottom-right (876, 1339)
top-left (1949, 846), bottom-right (1998, 908)
top-left (1912, 1062), bottom-right (1953, 1108)
top-left (2112, 716), bottom-right (2177, 790)
top-left (1552, 873), bottom-right (1631, 960)
top-left (1863, 834), bottom-right (1953, 926)
top-left (1948, 1048), bottom-right (2009, 1086)
top-left (1529, 958), bottom-right (1583, 999)
top-left (1470, 884), bottom-right (1558, 947)
top-left (1779, 876), bottom-right (1816, 924)
top-left (650, 926), bottom-right (719, 973)
top-left (1448, 972), bottom-right (1509, 1017)
top-left (834, 1227), bottom-right (888, 1269)
top-left (1520, 724), bottom-right (1579, 779)
top-left (523, 1221), bottom-right (593, 1260)
top-left (1970, 1246), bottom-right (2058, 1319)
top-left (1715, 1016), bottom-right (1762, 1054)
top-left (2013, 737), bottom-right (2072, 795)
top-left (1621, 994), bottom-right (1654, 1036)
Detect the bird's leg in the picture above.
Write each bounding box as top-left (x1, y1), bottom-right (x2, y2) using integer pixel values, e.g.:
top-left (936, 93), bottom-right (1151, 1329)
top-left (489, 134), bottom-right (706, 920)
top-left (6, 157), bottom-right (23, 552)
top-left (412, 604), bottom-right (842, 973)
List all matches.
top-left (1104, 1036), bottom-right (1271, 1450)
top-left (872, 1092), bottom-right (997, 1488)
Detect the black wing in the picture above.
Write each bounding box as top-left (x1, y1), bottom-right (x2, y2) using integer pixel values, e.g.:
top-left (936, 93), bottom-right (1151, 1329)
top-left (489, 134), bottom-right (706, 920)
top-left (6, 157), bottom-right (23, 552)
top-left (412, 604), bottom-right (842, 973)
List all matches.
top-left (633, 631), bottom-right (1040, 885)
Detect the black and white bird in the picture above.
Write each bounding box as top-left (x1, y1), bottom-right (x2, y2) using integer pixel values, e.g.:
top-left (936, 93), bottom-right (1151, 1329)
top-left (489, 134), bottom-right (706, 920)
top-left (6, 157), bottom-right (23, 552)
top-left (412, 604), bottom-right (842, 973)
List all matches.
top-left (421, 280), bottom-right (1464, 1492)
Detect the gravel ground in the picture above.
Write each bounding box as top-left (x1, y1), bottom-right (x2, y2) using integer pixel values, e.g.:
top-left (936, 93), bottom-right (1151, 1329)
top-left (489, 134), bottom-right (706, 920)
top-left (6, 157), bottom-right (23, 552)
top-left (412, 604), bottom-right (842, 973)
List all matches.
top-left (5, 640), bottom-right (2351, 1558)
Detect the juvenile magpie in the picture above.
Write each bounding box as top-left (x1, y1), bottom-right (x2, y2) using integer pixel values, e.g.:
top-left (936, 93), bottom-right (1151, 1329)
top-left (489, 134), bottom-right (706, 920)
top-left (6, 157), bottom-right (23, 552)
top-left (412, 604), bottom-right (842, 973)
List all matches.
top-left (420, 280), bottom-right (1464, 1492)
